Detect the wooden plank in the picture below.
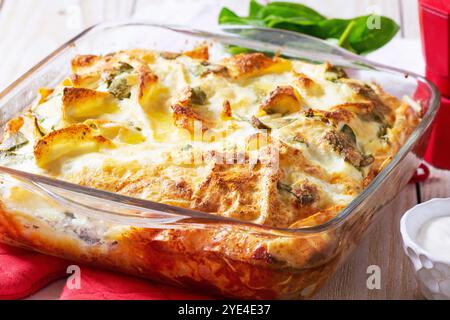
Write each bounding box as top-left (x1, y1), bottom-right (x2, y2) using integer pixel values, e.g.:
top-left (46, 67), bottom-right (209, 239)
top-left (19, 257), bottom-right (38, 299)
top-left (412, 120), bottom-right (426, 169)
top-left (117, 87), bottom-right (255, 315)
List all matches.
top-left (420, 165), bottom-right (450, 202)
top-left (314, 184), bottom-right (421, 299)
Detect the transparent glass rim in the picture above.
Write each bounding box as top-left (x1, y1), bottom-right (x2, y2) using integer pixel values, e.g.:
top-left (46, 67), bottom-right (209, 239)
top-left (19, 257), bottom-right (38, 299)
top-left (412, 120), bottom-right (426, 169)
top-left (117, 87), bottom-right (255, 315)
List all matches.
top-left (0, 21), bottom-right (441, 235)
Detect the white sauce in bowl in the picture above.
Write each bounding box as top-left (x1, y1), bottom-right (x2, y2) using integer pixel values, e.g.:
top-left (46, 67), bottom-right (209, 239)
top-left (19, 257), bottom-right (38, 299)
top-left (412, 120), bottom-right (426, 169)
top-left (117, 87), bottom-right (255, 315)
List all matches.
top-left (417, 216), bottom-right (450, 261)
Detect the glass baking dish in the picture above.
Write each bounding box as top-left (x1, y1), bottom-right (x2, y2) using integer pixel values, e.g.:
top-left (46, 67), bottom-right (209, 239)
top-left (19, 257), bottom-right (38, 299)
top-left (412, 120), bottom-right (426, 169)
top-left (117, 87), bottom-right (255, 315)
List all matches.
top-left (0, 22), bottom-right (440, 299)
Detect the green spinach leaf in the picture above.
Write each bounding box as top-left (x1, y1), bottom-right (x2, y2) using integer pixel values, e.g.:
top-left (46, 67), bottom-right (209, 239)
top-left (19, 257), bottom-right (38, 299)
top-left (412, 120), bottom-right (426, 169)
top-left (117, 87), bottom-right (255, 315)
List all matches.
top-left (218, 0), bottom-right (399, 55)
top-left (346, 15), bottom-right (400, 54)
top-left (249, 0), bottom-right (264, 18)
top-left (265, 2), bottom-right (325, 21)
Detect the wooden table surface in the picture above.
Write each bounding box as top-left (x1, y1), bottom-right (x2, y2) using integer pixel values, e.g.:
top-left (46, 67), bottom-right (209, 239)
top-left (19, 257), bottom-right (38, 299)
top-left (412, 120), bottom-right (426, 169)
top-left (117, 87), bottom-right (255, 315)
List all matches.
top-left (315, 166), bottom-right (450, 299)
top-left (1, 0), bottom-right (448, 300)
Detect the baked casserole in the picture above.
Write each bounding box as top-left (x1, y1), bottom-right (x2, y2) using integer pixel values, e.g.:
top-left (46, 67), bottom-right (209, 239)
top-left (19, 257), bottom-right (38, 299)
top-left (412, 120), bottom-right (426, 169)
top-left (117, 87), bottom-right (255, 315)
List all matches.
top-left (0, 44), bottom-right (421, 298)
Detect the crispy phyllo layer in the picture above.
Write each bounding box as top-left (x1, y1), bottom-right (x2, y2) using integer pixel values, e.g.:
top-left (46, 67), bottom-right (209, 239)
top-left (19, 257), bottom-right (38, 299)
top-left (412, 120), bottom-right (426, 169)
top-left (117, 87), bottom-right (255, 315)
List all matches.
top-left (260, 85), bottom-right (302, 115)
top-left (222, 53), bottom-right (291, 79)
top-left (62, 87), bottom-right (118, 121)
top-left (183, 45), bottom-right (209, 60)
top-left (34, 124), bottom-right (113, 167)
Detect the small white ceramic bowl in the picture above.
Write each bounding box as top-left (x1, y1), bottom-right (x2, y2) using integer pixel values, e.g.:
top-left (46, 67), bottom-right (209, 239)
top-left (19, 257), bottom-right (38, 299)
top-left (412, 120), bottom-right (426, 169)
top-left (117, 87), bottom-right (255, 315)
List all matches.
top-left (400, 198), bottom-right (450, 300)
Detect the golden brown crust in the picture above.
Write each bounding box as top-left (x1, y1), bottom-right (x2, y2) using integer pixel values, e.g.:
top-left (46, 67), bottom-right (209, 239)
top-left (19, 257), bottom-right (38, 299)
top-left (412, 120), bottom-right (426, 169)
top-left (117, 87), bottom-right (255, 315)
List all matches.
top-left (138, 66), bottom-right (158, 99)
top-left (33, 123), bottom-right (113, 167)
top-left (71, 54), bottom-right (100, 70)
top-left (69, 73), bottom-right (101, 88)
top-left (222, 53), bottom-right (291, 79)
top-left (260, 85), bottom-right (302, 114)
top-left (183, 45), bottom-right (209, 60)
top-left (37, 88), bottom-right (55, 104)
top-left (295, 72), bottom-right (323, 96)
top-left (62, 87), bottom-right (110, 105)
top-left (221, 100), bottom-right (232, 119)
top-left (62, 87), bottom-right (117, 121)
top-left (5, 116), bottom-right (24, 135)
top-left (137, 65), bottom-right (160, 110)
top-left (191, 162), bottom-right (280, 224)
top-left (171, 103), bottom-right (208, 134)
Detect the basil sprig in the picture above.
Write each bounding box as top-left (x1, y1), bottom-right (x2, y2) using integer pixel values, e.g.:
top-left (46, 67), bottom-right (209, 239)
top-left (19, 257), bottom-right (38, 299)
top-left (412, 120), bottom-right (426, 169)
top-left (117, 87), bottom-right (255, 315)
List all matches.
top-left (218, 0), bottom-right (399, 55)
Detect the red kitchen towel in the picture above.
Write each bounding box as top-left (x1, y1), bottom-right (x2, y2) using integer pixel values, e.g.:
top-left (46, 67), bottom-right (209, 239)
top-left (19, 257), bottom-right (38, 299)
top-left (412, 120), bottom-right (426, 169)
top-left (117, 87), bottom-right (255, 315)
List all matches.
top-left (0, 243), bottom-right (211, 300)
top-left (61, 267), bottom-right (211, 300)
top-left (0, 243), bottom-right (68, 300)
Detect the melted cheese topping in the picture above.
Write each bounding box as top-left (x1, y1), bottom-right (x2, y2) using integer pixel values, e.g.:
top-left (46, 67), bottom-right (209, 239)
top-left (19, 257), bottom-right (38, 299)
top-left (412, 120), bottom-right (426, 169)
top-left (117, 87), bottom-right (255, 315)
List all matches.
top-left (0, 46), bottom-right (420, 228)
